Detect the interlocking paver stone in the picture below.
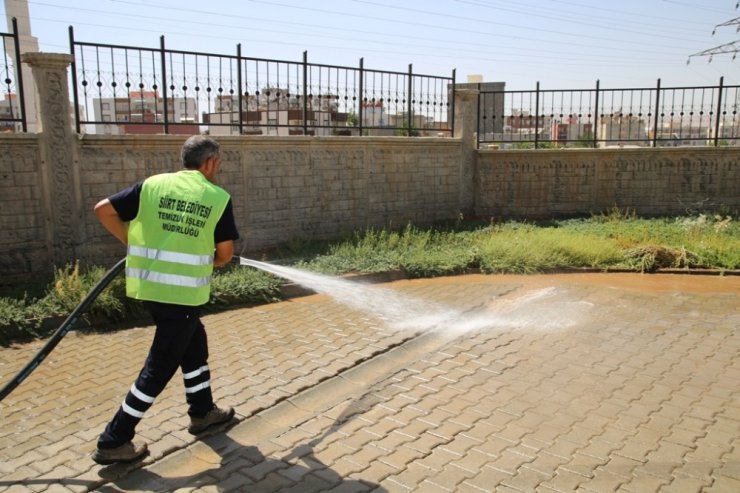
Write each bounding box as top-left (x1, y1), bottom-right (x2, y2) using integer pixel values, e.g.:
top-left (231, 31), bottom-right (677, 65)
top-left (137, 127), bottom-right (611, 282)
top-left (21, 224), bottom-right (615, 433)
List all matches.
top-left (0, 273), bottom-right (738, 492)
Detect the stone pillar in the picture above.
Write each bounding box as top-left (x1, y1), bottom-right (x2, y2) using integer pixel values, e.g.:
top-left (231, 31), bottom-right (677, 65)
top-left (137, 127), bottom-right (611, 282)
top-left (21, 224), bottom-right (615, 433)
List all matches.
top-left (454, 88), bottom-right (479, 216)
top-left (22, 53), bottom-right (82, 268)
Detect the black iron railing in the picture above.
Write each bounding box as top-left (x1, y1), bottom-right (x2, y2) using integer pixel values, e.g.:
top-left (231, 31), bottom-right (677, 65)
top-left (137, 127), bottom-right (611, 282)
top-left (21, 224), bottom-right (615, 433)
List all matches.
top-left (69, 27), bottom-right (456, 137)
top-left (0, 18), bottom-right (27, 133)
top-left (478, 78), bottom-right (739, 149)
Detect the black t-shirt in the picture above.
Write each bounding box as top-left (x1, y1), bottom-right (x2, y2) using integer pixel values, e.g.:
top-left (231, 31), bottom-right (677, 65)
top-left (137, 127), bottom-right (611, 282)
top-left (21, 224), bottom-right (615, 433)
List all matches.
top-left (109, 181), bottom-right (239, 244)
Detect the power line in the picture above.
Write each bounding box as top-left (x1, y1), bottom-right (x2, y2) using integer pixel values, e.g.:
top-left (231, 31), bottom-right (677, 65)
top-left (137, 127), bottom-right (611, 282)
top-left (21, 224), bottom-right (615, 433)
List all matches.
top-left (28, 0), bottom-right (711, 56)
top-left (451, 0), bottom-right (711, 40)
top-left (24, 1), bottom-right (686, 58)
top-left (10, 0), bottom-right (738, 88)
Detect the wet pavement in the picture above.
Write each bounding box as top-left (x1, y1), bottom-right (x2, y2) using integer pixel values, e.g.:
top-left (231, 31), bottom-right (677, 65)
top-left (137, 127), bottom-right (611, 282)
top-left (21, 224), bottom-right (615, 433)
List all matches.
top-left (0, 273), bottom-right (738, 492)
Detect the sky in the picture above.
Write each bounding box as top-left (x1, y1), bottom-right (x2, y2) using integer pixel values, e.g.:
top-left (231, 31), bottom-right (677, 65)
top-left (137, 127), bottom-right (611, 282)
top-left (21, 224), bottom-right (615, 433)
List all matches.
top-left (2, 0), bottom-right (739, 91)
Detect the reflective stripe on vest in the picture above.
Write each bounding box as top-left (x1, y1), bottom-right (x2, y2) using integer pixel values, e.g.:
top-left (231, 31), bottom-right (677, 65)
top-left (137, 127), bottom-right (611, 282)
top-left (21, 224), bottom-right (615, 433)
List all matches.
top-left (128, 245), bottom-right (214, 266)
top-left (126, 267), bottom-right (211, 288)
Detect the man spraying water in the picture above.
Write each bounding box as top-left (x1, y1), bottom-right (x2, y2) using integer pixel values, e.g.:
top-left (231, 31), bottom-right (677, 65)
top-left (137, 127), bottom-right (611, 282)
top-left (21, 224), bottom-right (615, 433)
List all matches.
top-left (91, 135), bottom-right (238, 465)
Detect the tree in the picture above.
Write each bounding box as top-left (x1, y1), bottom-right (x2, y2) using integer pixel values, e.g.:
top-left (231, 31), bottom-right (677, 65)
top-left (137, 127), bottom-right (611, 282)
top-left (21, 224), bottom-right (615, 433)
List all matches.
top-left (572, 132), bottom-right (596, 148)
top-left (396, 122), bottom-right (420, 137)
top-left (347, 110), bottom-right (359, 127)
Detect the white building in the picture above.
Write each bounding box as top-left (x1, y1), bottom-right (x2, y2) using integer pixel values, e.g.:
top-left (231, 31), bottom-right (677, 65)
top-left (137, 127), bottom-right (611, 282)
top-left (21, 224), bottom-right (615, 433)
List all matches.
top-left (91, 91), bottom-right (198, 135)
top-left (0, 93), bottom-right (22, 132)
top-left (598, 114), bottom-right (648, 147)
top-left (204, 90), bottom-right (347, 136)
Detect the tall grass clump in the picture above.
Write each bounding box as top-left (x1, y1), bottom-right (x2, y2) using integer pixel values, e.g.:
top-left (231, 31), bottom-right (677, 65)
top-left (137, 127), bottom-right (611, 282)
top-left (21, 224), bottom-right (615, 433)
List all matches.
top-left (0, 262), bottom-right (150, 344)
top-left (580, 211), bottom-right (739, 271)
top-left (397, 227), bottom-right (478, 278)
top-left (299, 226), bottom-right (408, 274)
top-left (300, 225), bottom-right (478, 277)
top-left (475, 222), bottom-right (624, 273)
top-left (209, 264), bottom-right (282, 306)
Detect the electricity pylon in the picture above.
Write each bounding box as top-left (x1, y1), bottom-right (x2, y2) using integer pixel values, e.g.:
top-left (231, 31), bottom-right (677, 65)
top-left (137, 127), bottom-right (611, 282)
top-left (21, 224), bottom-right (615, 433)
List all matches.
top-left (687, 4), bottom-right (740, 64)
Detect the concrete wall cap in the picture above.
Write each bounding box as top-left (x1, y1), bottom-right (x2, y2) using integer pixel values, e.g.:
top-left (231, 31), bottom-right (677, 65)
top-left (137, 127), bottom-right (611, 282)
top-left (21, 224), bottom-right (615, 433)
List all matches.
top-left (21, 52), bottom-right (73, 68)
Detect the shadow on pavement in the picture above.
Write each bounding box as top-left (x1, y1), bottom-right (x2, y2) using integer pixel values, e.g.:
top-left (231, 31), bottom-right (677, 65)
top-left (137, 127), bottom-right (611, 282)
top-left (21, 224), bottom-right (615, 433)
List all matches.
top-left (94, 433), bottom-right (386, 492)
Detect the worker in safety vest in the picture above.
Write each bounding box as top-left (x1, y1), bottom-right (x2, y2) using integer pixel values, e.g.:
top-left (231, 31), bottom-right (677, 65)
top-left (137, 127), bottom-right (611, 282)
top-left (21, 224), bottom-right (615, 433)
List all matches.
top-left (91, 135), bottom-right (238, 465)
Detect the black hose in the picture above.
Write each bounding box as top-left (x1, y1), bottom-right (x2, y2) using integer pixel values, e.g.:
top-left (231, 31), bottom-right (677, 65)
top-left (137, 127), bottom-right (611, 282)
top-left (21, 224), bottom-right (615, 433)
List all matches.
top-left (0, 258), bottom-right (126, 402)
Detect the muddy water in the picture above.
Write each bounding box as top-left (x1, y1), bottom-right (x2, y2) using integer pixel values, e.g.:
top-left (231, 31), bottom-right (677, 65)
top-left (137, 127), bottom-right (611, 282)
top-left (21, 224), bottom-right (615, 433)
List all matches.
top-left (391, 272), bottom-right (740, 294)
top-left (244, 256), bottom-right (738, 338)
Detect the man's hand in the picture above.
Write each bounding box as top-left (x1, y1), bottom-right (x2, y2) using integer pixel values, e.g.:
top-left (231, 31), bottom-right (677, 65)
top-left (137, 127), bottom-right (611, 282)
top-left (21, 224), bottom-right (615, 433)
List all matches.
top-left (94, 199), bottom-right (128, 245)
top-left (214, 240), bottom-right (234, 267)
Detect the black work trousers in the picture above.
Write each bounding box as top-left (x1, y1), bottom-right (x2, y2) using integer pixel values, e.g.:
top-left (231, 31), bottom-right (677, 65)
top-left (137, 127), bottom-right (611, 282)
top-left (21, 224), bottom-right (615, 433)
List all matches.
top-left (98, 301), bottom-right (214, 449)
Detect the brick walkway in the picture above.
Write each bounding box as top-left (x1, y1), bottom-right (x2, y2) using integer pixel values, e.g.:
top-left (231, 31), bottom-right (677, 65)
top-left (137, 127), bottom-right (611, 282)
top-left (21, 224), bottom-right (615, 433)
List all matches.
top-left (0, 273), bottom-right (738, 492)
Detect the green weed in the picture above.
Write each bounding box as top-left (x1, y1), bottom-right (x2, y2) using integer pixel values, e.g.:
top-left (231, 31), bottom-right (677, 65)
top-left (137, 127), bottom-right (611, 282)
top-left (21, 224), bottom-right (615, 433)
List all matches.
top-left (2, 214), bottom-right (738, 344)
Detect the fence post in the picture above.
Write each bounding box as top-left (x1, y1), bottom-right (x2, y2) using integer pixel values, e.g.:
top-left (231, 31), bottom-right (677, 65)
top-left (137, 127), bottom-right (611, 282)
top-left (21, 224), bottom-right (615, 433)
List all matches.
top-left (593, 79), bottom-right (600, 148)
top-left (450, 68), bottom-right (456, 138)
top-left (407, 64), bottom-right (413, 135)
top-left (237, 43), bottom-right (244, 135)
top-left (534, 81), bottom-right (540, 148)
top-left (68, 26), bottom-right (80, 134)
top-left (652, 78), bottom-right (661, 147)
top-left (11, 18), bottom-right (27, 132)
top-left (160, 35), bottom-right (169, 134)
top-left (475, 82), bottom-right (481, 149)
top-left (303, 51), bottom-right (308, 136)
top-left (358, 57), bottom-right (364, 136)
top-left (714, 76), bottom-right (724, 147)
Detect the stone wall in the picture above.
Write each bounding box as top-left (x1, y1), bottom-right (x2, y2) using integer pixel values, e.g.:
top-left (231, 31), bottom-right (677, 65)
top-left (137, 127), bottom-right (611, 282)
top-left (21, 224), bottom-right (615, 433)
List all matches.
top-left (0, 135), bottom-right (45, 277)
top-left (476, 147), bottom-right (740, 219)
top-left (73, 136), bottom-right (467, 270)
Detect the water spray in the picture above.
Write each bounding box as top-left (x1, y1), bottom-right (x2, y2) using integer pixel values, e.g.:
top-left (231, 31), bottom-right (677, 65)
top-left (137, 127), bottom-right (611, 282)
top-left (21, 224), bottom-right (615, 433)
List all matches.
top-left (1, 255), bottom-right (592, 403)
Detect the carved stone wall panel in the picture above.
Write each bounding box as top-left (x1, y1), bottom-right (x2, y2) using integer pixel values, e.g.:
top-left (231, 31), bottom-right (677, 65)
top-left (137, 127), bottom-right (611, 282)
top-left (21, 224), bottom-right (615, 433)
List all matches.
top-left (22, 53), bottom-right (82, 269)
top-left (0, 137), bottom-right (46, 279)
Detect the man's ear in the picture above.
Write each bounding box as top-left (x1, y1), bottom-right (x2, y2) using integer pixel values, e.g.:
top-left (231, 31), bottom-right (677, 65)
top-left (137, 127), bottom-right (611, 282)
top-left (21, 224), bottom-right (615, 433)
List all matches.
top-left (201, 157), bottom-right (218, 182)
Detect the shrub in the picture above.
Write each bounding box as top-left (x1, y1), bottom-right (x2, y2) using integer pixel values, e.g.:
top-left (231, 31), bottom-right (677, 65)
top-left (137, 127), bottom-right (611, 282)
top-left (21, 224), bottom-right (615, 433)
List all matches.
top-left (209, 265), bottom-right (282, 306)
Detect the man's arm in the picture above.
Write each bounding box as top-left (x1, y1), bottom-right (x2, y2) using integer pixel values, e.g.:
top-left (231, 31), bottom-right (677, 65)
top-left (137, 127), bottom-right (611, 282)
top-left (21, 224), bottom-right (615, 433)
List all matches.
top-left (214, 240), bottom-right (234, 267)
top-left (94, 198), bottom-right (128, 245)
top-left (213, 199), bottom-right (238, 268)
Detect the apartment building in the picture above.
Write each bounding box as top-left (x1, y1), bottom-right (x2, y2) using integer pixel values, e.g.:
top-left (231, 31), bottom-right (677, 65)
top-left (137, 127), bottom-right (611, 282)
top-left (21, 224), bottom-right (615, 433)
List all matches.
top-left (0, 93), bottom-right (22, 132)
top-left (598, 114), bottom-right (648, 147)
top-left (204, 89), bottom-right (348, 136)
top-left (91, 91), bottom-right (199, 135)
top-left (0, 93), bottom-right (84, 133)
top-left (551, 116), bottom-right (594, 144)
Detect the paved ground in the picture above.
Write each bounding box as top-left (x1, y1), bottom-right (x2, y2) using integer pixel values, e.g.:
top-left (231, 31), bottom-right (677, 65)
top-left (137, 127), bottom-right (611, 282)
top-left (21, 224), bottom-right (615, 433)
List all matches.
top-left (0, 272), bottom-right (738, 493)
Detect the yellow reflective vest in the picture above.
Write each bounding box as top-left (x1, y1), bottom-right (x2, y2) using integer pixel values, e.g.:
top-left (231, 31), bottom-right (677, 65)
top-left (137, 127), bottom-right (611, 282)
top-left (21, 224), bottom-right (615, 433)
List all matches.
top-left (125, 170), bottom-right (230, 306)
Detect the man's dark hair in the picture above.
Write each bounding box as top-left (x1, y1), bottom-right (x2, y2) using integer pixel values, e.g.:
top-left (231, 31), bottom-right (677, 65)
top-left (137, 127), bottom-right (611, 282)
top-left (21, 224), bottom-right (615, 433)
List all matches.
top-left (181, 135), bottom-right (220, 169)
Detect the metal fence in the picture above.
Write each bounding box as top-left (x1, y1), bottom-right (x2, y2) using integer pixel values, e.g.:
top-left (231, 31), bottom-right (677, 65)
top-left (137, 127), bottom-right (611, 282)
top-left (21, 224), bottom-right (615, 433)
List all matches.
top-left (69, 27), bottom-right (456, 137)
top-left (478, 78), bottom-right (740, 149)
top-left (0, 18), bottom-right (27, 133)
